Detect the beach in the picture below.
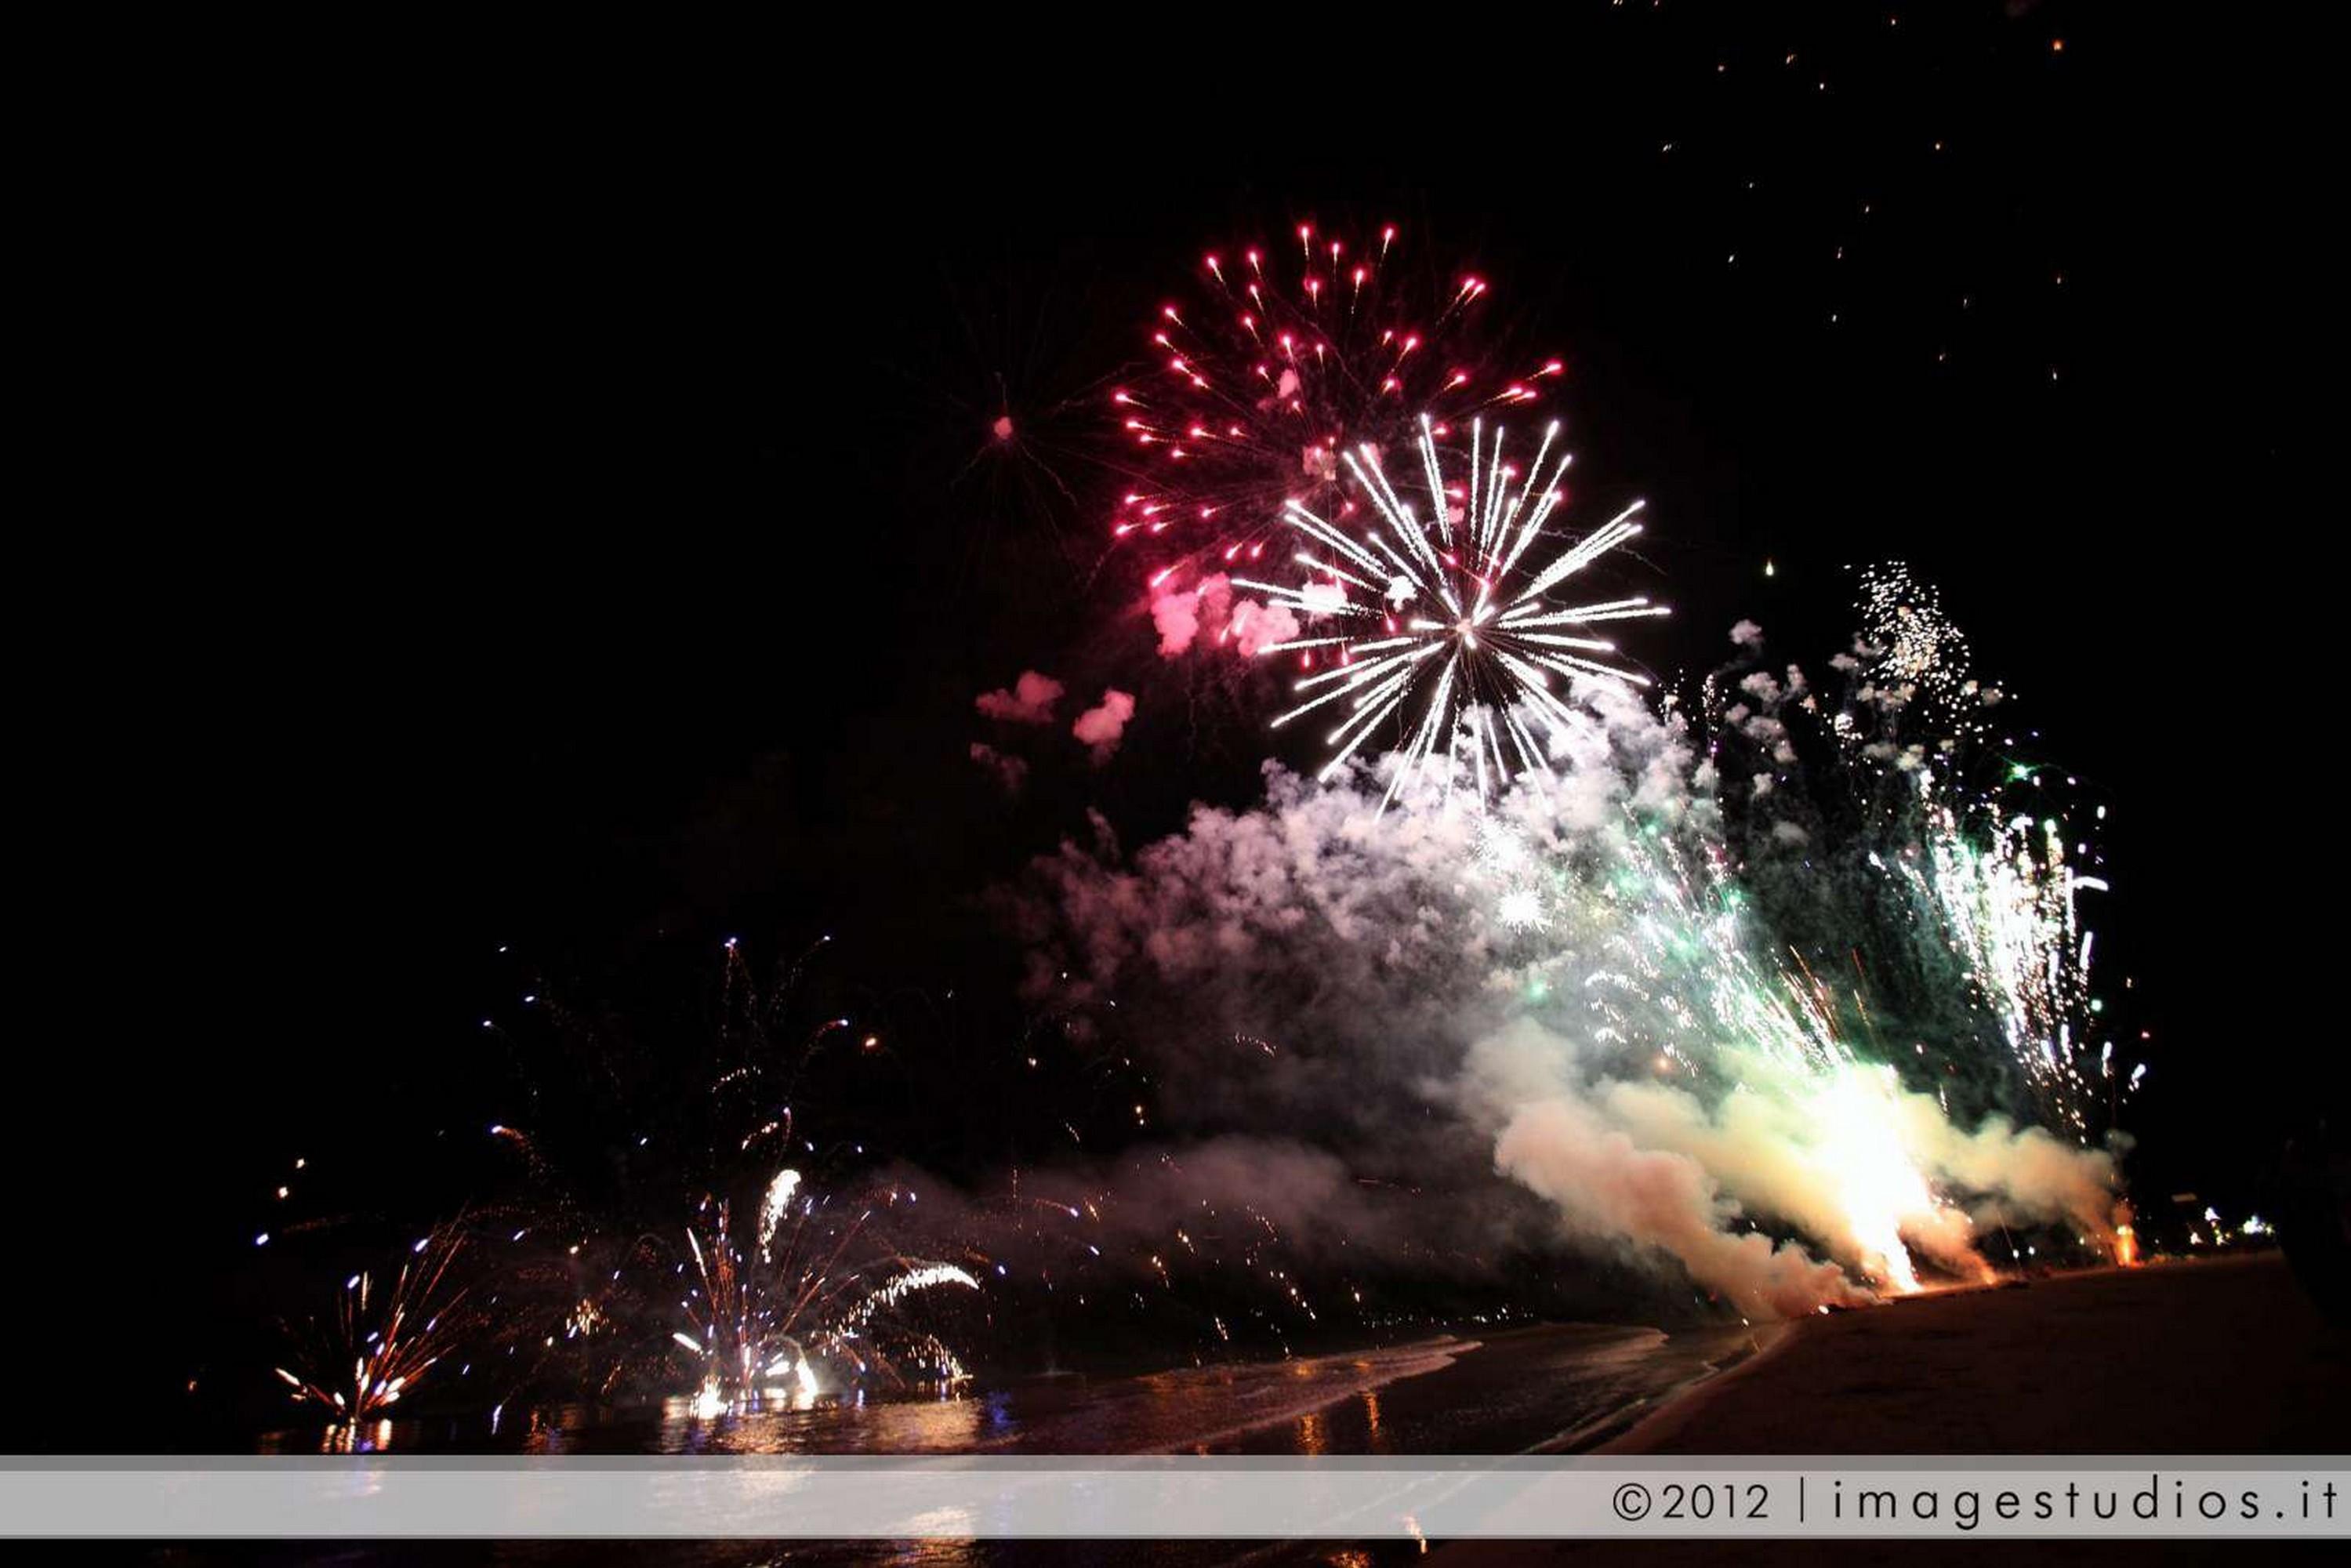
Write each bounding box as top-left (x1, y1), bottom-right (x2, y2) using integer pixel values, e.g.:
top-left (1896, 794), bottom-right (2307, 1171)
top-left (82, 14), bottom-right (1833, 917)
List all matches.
top-left (1424, 1254), bottom-right (2346, 1565)
top-left (141, 1254), bottom-right (2346, 1565)
top-left (1605, 1252), bottom-right (2345, 1455)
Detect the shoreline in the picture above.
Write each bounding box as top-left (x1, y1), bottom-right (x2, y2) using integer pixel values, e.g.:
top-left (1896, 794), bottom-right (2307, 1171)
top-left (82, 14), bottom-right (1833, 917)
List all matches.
top-left (1582, 1318), bottom-right (1796, 1454)
top-left (1601, 1253), bottom-right (2343, 1454)
top-left (1203, 1319), bottom-right (1758, 1456)
top-left (241, 1256), bottom-right (2336, 1458)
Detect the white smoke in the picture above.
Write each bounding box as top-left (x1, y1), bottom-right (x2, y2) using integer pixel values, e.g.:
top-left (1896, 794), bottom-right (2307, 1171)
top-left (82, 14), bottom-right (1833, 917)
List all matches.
top-left (1458, 1017), bottom-right (1869, 1316)
top-left (1014, 681), bottom-right (2118, 1319)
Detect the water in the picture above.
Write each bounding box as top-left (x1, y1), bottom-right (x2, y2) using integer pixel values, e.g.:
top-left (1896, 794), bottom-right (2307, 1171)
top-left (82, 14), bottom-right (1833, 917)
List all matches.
top-left (224, 1323), bottom-right (1770, 1567)
top-left (259, 1321), bottom-right (1769, 1457)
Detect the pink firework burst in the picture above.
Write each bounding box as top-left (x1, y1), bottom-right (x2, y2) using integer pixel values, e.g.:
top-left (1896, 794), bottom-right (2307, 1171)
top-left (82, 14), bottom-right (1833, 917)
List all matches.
top-left (1109, 223), bottom-right (1566, 604)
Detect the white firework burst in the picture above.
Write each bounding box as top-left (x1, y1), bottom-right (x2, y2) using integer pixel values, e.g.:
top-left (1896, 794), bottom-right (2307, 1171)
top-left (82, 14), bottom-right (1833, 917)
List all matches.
top-left (1497, 887), bottom-right (1551, 932)
top-left (1240, 415), bottom-right (1668, 811)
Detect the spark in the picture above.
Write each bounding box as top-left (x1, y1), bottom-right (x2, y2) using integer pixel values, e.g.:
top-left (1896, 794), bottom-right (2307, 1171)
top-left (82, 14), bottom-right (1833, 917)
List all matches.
top-left (1114, 227), bottom-right (1568, 587)
top-left (1497, 887), bottom-right (1550, 932)
top-left (756, 1168), bottom-right (802, 1256)
top-left (1257, 416), bottom-right (1667, 808)
top-left (274, 1229), bottom-right (471, 1429)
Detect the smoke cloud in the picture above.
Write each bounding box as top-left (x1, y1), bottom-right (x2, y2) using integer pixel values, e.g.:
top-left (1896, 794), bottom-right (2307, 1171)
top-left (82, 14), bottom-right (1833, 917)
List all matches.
top-left (977, 670), bottom-right (1065, 725)
top-left (1072, 689), bottom-right (1137, 764)
top-left (969, 742), bottom-right (1029, 796)
top-left (1150, 573), bottom-right (1305, 659)
top-left (1011, 670), bottom-right (2119, 1319)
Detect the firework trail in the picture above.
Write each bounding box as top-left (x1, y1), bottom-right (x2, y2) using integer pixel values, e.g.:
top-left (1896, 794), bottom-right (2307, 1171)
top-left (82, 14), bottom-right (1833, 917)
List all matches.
top-left (256, 936), bottom-right (1003, 1423)
top-left (274, 1225), bottom-right (473, 1434)
top-left (1892, 804), bottom-right (2108, 1138)
top-left (1018, 581), bottom-right (2129, 1320)
top-left (1113, 223), bottom-right (1562, 593)
top-left (1478, 814), bottom-right (1986, 1298)
top-left (562, 939), bottom-right (992, 1412)
top-left (1849, 562), bottom-right (1989, 739)
top-left (1704, 571), bottom-right (2122, 1141)
top-left (266, 927), bottom-right (1397, 1423)
top-left (1245, 415), bottom-right (1667, 808)
top-left (668, 1168), bottom-right (979, 1413)
top-left (247, 543), bottom-right (2139, 1417)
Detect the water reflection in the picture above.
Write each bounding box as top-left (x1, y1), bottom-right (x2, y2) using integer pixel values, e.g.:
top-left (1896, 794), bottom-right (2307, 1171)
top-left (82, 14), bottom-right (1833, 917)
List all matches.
top-left (649, 1387), bottom-right (986, 1454)
top-left (251, 1325), bottom-right (1764, 1461)
top-left (259, 1417), bottom-right (400, 1455)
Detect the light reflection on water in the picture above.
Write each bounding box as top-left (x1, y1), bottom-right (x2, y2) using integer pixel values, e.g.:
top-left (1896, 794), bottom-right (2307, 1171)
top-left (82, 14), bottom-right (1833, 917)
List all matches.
top-left (254, 1323), bottom-right (1764, 1462)
top-left (244, 1326), bottom-right (1772, 1568)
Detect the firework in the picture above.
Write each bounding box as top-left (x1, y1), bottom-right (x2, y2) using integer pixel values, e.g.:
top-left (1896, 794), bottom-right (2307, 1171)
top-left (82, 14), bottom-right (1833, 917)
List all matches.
top-left (269, 935), bottom-right (1011, 1422)
top-left (1857, 563), bottom-right (1974, 699)
top-left (1468, 782), bottom-right (2114, 1301)
top-left (1112, 224), bottom-right (1562, 589)
top-left (1245, 415), bottom-right (1667, 808)
top-left (670, 1170), bottom-right (980, 1411)
top-left (1823, 561), bottom-right (2004, 757)
top-left (1704, 564), bottom-right (2129, 1144)
top-left (274, 1226), bottom-right (473, 1432)
top-left (1024, 555), bottom-right (2133, 1322)
top-left (1891, 797), bottom-right (2110, 1138)
top-left (1495, 887), bottom-right (1550, 933)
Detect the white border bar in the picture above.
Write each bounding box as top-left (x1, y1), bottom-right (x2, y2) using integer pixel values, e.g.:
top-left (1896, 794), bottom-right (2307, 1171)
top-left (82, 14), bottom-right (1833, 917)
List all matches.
top-left (2, 1458), bottom-right (2343, 1540)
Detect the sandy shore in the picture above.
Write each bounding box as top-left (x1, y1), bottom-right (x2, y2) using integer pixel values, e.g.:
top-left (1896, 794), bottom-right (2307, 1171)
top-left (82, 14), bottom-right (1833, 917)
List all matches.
top-left (1428, 1255), bottom-right (2344, 1565)
top-left (1603, 1252), bottom-right (2345, 1454)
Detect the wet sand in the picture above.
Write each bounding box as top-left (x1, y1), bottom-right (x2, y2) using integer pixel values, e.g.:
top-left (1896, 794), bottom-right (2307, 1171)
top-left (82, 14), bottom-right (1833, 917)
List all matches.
top-left (1213, 1320), bottom-right (1774, 1455)
top-left (1605, 1252), bottom-right (2346, 1454)
top-left (1428, 1255), bottom-right (2347, 1566)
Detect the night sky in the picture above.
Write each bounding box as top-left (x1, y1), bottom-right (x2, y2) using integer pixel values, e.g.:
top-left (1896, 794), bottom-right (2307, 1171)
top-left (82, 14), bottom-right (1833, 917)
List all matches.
top-left (27, 5), bottom-right (2324, 1433)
